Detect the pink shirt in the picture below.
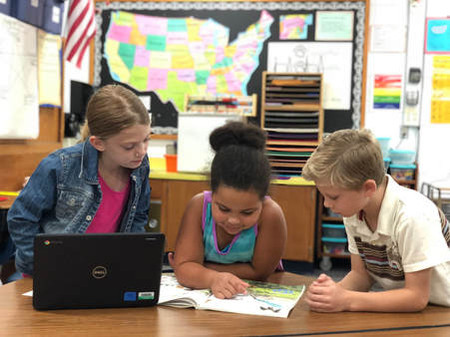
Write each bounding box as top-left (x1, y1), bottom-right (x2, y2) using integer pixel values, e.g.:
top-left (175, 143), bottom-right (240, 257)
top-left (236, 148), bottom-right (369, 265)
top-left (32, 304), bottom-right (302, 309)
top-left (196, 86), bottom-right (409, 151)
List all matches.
top-left (86, 173), bottom-right (130, 233)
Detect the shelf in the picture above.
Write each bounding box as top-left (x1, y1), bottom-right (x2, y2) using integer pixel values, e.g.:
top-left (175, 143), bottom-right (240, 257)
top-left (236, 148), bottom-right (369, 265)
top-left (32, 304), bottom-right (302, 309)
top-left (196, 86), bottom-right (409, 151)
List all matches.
top-left (263, 104), bottom-right (321, 111)
top-left (316, 193), bottom-right (351, 268)
top-left (261, 72), bottom-right (324, 177)
top-left (184, 94), bottom-right (257, 117)
top-left (322, 216), bottom-right (343, 222)
top-left (388, 162), bottom-right (418, 190)
top-left (395, 179), bottom-right (416, 185)
top-left (321, 252), bottom-right (351, 258)
top-left (151, 134), bottom-right (177, 141)
top-left (267, 140), bottom-right (320, 146)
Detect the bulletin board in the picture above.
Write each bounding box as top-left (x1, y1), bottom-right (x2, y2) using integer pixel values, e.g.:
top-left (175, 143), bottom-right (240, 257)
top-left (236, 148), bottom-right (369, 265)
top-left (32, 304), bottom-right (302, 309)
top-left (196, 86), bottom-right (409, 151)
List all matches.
top-left (93, 0), bottom-right (370, 134)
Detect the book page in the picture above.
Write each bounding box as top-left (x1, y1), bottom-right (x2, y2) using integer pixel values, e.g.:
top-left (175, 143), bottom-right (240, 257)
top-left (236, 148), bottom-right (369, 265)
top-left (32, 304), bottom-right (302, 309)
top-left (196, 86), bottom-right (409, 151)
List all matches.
top-left (158, 274), bottom-right (305, 318)
top-left (158, 274), bottom-right (211, 308)
top-left (199, 280), bottom-right (305, 318)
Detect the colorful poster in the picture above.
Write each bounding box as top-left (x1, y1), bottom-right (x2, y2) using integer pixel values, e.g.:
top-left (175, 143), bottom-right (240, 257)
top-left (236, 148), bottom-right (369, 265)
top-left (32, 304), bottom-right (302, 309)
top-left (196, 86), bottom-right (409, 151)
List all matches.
top-left (104, 10), bottom-right (274, 112)
top-left (279, 14), bottom-right (313, 40)
top-left (315, 11), bottom-right (354, 41)
top-left (430, 55), bottom-right (450, 124)
top-left (373, 74), bottom-right (402, 109)
top-left (425, 18), bottom-right (450, 54)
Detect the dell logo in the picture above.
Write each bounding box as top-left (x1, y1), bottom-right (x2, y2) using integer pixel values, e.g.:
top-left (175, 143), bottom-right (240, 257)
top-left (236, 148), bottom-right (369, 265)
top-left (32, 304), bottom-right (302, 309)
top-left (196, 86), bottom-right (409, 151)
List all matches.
top-left (92, 266), bottom-right (107, 279)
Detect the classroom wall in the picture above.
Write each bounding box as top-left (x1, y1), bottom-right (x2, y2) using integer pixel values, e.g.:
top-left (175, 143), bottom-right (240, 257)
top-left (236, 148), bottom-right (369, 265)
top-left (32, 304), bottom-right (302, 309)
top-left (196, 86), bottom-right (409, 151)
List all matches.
top-left (417, 0), bottom-right (450, 190)
top-left (365, 0), bottom-right (450, 191)
top-left (63, 49), bottom-right (91, 114)
top-left (362, 0), bottom-right (450, 192)
top-left (64, 0), bottom-right (448, 191)
top-left (363, 0), bottom-right (419, 154)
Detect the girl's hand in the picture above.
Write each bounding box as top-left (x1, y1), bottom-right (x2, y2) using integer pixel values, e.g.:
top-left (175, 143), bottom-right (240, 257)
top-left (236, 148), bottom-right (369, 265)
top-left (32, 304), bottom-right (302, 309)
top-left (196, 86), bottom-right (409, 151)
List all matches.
top-left (22, 176), bottom-right (30, 188)
top-left (306, 273), bottom-right (349, 312)
top-left (211, 272), bottom-right (250, 299)
top-left (167, 252), bottom-right (176, 271)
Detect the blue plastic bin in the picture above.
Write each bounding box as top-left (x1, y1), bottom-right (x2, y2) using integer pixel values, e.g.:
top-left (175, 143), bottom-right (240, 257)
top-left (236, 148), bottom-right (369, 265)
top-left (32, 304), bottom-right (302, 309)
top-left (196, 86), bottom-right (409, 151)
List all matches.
top-left (322, 224), bottom-right (346, 238)
top-left (42, 0), bottom-right (65, 34)
top-left (376, 137), bottom-right (391, 158)
top-left (12, 0), bottom-right (45, 27)
top-left (390, 163), bottom-right (416, 181)
top-left (389, 149), bottom-right (416, 165)
top-left (383, 157), bottom-right (391, 171)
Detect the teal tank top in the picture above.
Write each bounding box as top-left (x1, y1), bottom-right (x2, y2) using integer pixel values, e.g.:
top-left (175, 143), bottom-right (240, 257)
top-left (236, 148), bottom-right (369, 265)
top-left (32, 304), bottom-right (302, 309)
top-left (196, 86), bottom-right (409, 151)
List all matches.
top-left (202, 191), bottom-right (257, 264)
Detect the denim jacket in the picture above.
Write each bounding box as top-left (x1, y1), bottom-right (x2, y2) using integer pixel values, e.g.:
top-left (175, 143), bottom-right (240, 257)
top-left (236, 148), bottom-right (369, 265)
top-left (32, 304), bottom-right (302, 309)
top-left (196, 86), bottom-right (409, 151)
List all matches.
top-left (7, 140), bottom-right (151, 275)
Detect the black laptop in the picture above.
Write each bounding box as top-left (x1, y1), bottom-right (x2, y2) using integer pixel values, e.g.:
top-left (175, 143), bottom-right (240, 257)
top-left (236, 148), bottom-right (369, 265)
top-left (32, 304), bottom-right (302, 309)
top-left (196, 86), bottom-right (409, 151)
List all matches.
top-left (33, 232), bottom-right (165, 310)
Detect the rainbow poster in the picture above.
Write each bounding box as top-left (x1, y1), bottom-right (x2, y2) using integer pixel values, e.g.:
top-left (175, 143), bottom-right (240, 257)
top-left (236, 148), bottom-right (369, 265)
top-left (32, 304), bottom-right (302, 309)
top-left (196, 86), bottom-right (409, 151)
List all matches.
top-left (373, 74), bottom-right (402, 109)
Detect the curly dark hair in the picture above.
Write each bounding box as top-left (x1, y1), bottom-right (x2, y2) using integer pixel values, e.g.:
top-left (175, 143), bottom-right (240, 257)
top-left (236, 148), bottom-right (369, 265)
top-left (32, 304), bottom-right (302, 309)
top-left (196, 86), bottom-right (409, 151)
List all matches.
top-left (209, 121), bottom-right (271, 199)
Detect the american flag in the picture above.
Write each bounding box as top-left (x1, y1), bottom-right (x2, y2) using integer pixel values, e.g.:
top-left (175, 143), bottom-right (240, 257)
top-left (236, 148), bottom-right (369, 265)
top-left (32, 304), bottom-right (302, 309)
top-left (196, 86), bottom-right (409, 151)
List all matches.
top-left (64, 0), bottom-right (96, 68)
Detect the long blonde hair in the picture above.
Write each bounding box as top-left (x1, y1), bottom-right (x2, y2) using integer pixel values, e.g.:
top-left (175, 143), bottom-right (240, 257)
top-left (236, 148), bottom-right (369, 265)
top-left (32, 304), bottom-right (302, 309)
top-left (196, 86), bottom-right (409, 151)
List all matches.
top-left (79, 84), bottom-right (150, 141)
top-left (302, 129), bottom-right (385, 190)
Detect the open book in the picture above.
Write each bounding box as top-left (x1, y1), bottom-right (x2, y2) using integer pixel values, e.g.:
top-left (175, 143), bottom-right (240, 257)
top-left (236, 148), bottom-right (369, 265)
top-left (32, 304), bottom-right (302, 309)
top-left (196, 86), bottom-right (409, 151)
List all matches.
top-left (157, 274), bottom-right (305, 318)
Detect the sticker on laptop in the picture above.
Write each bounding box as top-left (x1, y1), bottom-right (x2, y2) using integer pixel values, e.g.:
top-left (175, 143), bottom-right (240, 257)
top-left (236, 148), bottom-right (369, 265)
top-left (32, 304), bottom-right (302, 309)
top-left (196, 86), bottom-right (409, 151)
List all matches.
top-left (138, 292), bottom-right (155, 300)
top-left (123, 292), bottom-right (137, 301)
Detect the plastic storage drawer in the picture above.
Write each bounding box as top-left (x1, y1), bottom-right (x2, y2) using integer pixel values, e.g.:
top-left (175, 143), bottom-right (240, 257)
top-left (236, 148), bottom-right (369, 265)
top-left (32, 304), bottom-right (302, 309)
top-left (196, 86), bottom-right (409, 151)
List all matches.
top-left (321, 223), bottom-right (346, 238)
top-left (322, 237), bottom-right (349, 255)
top-left (390, 163), bottom-right (416, 180)
top-left (389, 149), bottom-right (415, 165)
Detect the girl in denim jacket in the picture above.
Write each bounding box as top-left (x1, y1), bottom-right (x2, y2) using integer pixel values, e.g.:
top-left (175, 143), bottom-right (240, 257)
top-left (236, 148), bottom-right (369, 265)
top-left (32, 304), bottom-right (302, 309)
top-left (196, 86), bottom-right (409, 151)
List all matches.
top-left (8, 85), bottom-right (152, 276)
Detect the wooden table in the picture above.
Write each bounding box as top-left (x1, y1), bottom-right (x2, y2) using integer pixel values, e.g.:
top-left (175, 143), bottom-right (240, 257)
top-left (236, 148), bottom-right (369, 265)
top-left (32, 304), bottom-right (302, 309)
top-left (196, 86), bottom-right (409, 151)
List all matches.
top-left (0, 194), bottom-right (16, 210)
top-left (1, 272), bottom-right (449, 337)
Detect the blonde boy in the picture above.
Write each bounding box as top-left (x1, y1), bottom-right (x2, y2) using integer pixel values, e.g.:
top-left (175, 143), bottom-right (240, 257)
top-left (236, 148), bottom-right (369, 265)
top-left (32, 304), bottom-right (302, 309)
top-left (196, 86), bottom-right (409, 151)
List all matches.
top-left (303, 129), bottom-right (450, 312)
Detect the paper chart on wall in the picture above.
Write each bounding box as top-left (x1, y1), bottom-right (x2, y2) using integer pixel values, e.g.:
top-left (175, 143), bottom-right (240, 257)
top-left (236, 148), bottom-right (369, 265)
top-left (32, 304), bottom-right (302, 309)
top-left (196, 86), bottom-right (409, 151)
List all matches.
top-left (315, 11), bottom-right (354, 41)
top-left (267, 42), bottom-right (353, 110)
top-left (370, 25), bottom-right (407, 53)
top-left (38, 30), bottom-right (62, 107)
top-left (430, 55), bottom-right (450, 124)
top-left (0, 13), bottom-right (39, 139)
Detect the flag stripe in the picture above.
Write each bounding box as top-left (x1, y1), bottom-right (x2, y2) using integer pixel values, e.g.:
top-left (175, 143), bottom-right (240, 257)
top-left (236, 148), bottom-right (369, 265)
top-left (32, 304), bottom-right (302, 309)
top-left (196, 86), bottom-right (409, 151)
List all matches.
top-left (76, 30), bottom-right (95, 68)
top-left (68, 0), bottom-right (81, 17)
top-left (65, 0), bottom-right (96, 68)
top-left (66, 0), bottom-right (92, 56)
top-left (66, 3), bottom-right (89, 45)
top-left (67, 12), bottom-right (92, 61)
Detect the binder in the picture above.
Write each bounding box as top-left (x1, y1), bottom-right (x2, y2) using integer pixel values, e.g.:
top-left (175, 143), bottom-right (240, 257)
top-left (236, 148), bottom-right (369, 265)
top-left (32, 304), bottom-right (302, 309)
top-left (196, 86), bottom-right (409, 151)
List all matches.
top-left (0, 0), bottom-right (12, 15)
top-left (12, 0), bottom-right (45, 27)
